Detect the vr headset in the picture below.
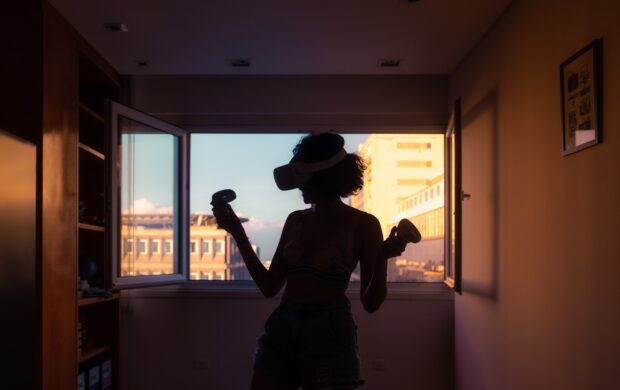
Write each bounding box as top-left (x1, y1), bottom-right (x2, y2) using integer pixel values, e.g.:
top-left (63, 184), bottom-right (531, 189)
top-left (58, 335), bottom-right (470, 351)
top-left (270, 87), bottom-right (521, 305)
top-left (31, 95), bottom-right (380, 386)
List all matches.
top-left (273, 149), bottom-right (347, 191)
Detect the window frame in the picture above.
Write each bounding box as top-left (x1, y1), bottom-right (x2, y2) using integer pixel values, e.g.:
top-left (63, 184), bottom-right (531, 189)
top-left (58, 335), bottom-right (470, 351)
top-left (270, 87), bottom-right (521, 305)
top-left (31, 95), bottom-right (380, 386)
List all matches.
top-left (109, 101), bottom-right (190, 289)
top-left (109, 113), bottom-right (457, 296)
top-left (444, 99), bottom-right (463, 293)
top-left (183, 126), bottom-right (452, 294)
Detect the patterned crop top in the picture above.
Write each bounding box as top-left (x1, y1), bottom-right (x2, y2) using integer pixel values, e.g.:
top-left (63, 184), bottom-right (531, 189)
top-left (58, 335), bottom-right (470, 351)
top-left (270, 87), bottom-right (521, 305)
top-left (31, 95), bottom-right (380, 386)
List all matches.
top-left (282, 209), bottom-right (359, 281)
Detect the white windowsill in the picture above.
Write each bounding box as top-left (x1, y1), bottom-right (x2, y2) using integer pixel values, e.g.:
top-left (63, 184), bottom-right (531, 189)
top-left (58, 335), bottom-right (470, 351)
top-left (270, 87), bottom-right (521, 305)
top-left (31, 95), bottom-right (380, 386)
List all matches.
top-left (122, 281), bottom-right (454, 301)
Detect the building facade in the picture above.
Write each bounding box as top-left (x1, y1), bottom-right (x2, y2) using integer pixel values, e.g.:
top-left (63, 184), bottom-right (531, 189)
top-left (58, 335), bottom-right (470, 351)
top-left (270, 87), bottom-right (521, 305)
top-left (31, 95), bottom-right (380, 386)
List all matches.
top-left (120, 213), bottom-right (256, 280)
top-left (350, 134), bottom-right (445, 282)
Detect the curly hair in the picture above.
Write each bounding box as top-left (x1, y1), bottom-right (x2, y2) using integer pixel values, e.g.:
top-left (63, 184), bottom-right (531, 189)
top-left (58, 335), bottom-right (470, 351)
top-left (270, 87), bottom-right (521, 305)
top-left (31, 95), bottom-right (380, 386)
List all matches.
top-left (292, 133), bottom-right (366, 199)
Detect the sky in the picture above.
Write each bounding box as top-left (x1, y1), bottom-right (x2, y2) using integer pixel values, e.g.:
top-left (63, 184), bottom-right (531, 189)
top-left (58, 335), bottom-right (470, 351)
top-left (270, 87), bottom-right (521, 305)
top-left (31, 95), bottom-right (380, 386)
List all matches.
top-left (123, 132), bottom-right (369, 260)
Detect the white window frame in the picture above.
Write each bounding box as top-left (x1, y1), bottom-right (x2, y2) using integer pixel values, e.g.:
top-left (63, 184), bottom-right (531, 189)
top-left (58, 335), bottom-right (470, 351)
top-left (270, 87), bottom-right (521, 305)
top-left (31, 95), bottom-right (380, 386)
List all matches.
top-left (109, 101), bottom-right (189, 289)
top-left (111, 122), bottom-right (456, 299)
top-left (174, 127), bottom-right (455, 300)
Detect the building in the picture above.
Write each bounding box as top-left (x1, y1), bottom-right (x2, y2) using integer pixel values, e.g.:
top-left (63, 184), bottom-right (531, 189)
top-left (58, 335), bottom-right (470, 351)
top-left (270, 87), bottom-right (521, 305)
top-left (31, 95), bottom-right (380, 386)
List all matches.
top-left (389, 173), bottom-right (445, 282)
top-left (350, 134), bottom-right (445, 281)
top-left (120, 213), bottom-right (256, 280)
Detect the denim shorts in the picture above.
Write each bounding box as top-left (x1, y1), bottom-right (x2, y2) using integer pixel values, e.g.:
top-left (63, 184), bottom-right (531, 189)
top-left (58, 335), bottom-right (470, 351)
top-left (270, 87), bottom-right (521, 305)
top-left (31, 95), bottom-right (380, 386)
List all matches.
top-left (253, 297), bottom-right (364, 389)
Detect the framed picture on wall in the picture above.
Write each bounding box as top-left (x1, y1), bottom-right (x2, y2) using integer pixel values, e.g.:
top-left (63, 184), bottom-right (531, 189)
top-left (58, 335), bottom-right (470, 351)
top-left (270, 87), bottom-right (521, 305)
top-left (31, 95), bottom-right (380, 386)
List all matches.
top-left (560, 39), bottom-right (602, 156)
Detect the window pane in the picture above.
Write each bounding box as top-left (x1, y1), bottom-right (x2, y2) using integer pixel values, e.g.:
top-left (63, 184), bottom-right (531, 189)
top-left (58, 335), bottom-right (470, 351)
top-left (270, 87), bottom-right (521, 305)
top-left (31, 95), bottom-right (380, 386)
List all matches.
top-left (349, 134), bottom-right (445, 282)
top-left (190, 134), bottom-right (305, 281)
top-left (119, 116), bottom-right (179, 277)
top-left (189, 133), bottom-right (444, 282)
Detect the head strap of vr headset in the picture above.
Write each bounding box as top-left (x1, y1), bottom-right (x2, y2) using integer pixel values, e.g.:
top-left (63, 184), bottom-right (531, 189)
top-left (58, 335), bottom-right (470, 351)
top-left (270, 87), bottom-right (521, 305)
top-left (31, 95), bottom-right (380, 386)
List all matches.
top-left (293, 149), bottom-right (347, 173)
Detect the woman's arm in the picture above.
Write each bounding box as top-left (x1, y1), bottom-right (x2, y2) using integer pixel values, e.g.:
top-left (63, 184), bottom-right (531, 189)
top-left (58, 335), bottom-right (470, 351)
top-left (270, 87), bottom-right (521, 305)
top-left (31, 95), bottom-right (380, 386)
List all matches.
top-left (212, 204), bottom-right (291, 298)
top-left (359, 215), bottom-right (406, 313)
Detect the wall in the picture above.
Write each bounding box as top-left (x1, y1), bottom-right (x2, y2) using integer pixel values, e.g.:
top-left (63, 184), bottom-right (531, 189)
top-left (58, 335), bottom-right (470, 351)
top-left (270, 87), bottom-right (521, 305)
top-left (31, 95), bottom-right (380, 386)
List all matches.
top-left (450, 0), bottom-right (620, 389)
top-left (127, 74), bottom-right (449, 130)
top-left (120, 287), bottom-right (453, 390)
top-left (0, 3), bottom-right (43, 388)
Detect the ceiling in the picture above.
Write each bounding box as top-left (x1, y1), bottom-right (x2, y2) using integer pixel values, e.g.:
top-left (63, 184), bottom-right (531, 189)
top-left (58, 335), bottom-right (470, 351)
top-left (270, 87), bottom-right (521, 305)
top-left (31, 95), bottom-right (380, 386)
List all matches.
top-left (50, 0), bottom-right (512, 75)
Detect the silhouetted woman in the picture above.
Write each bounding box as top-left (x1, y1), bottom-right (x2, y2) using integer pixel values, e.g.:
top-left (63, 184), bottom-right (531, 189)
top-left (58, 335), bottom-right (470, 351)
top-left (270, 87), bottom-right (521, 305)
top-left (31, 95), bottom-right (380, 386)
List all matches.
top-left (212, 133), bottom-right (406, 390)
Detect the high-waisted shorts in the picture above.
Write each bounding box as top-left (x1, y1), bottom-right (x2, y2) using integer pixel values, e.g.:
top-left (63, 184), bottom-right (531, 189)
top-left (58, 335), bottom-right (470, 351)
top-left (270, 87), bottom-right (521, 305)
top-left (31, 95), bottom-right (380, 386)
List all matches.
top-left (253, 297), bottom-right (364, 389)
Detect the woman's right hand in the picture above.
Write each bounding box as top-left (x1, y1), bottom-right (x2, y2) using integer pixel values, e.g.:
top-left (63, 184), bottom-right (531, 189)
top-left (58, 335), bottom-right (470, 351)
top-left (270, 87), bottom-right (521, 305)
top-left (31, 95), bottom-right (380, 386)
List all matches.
top-left (380, 226), bottom-right (407, 259)
top-left (212, 204), bottom-right (245, 239)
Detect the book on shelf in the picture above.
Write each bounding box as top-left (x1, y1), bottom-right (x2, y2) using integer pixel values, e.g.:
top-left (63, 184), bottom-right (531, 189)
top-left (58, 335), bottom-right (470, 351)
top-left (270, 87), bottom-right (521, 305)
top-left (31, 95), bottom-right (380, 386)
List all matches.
top-left (88, 365), bottom-right (100, 390)
top-left (78, 372), bottom-right (85, 390)
top-left (101, 359), bottom-right (112, 390)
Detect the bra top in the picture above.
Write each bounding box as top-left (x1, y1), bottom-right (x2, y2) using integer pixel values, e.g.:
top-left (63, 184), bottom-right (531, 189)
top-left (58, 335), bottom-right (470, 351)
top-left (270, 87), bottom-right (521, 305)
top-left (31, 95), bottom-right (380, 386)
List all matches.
top-left (283, 209), bottom-right (358, 281)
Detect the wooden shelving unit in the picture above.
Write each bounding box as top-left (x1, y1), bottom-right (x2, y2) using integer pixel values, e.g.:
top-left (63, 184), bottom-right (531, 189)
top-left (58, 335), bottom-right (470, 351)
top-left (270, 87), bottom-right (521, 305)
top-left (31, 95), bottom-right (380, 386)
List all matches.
top-left (79, 142), bottom-right (105, 160)
top-left (79, 345), bottom-right (112, 364)
top-left (79, 101), bottom-right (105, 125)
top-left (78, 222), bottom-right (106, 232)
top-left (77, 48), bottom-right (120, 390)
top-left (78, 293), bottom-right (120, 307)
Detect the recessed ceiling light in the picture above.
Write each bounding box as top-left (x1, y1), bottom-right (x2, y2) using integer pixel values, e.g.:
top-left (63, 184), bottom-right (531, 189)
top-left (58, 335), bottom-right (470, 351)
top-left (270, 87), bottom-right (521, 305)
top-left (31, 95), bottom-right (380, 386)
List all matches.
top-left (105, 23), bottom-right (129, 33)
top-left (378, 58), bottom-right (402, 68)
top-left (228, 58), bottom-right (251, 67)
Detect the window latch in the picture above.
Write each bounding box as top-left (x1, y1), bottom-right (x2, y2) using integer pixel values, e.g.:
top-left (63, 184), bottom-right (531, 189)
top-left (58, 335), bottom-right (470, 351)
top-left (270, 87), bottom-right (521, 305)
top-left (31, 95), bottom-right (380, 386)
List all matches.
top-left (461, 191), bottom-right (471, 201)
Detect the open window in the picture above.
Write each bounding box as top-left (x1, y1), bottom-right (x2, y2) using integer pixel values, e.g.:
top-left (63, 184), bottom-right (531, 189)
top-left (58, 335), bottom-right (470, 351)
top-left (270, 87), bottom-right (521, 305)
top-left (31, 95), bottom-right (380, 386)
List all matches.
top-left (444, 99), bottom-right (463, 293)
top-left (108, 102), bottom-right (189, 288)
top-left (106, 116), bottom-right (459, 288)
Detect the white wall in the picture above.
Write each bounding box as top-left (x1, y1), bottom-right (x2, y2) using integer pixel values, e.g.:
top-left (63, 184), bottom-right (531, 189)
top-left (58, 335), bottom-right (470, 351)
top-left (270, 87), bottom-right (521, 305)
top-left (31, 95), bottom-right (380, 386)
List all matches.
top-left (120, 287), bottom-right (453, 390)
top-left (450, 0), bottom-right (620, 389)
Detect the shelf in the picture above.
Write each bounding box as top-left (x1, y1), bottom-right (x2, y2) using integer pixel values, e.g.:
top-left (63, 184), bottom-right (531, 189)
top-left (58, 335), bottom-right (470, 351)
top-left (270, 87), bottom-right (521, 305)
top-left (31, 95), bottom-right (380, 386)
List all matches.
top-left (79, 345), bottom-right (111, 364)
top-left (78, 293), bottom-right (119, 307)
top-left (79, 143), bottom-right (105, 160)
top-left (78, 222), bottom-right (105, 232)
top-left (79, 102), bottom-right (104, 125)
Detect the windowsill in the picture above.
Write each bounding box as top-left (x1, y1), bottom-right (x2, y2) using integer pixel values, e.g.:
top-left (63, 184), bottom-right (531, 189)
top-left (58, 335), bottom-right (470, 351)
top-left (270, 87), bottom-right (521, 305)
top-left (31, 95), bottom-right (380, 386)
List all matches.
top-left (122, 281), bottom-right (454, 301)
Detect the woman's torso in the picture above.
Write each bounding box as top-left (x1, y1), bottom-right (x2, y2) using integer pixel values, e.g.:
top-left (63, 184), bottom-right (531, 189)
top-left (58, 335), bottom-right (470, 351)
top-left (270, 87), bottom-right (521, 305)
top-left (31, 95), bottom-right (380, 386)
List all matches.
top-left (281, 205), bottom-right (367, 303)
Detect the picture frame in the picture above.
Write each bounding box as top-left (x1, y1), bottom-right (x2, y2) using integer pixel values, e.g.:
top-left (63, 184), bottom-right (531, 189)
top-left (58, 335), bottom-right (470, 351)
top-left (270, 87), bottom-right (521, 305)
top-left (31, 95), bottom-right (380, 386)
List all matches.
top-left (560, 39), bottom-right (602, 156)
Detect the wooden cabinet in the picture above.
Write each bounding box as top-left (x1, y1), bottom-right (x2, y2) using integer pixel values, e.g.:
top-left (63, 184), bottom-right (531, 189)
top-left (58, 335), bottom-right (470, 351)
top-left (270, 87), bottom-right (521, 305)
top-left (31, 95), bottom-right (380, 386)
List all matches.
top-left (38, 3), bottom-right (122, 389)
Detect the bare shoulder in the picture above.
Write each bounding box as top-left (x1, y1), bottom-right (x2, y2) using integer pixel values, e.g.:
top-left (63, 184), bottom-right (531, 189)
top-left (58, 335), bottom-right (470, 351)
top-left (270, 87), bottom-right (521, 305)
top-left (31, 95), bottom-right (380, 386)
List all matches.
top-left (283, 208), bottom-right (310, 228)
top-left (346, 207), bottom-right (381, 234)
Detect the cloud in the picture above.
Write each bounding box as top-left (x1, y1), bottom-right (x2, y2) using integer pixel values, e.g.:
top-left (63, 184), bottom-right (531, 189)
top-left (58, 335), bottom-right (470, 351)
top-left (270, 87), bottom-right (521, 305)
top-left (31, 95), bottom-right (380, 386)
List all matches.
top-left (124, 198), bottom-right (173, 214)
top-left (239, 215), bottom-right (268, 233)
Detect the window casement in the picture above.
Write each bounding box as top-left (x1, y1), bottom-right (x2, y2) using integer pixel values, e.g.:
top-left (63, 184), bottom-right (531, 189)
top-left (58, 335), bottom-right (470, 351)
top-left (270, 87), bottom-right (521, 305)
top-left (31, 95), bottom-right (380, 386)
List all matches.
top-left (109, 99), bottom-right (461, 292)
